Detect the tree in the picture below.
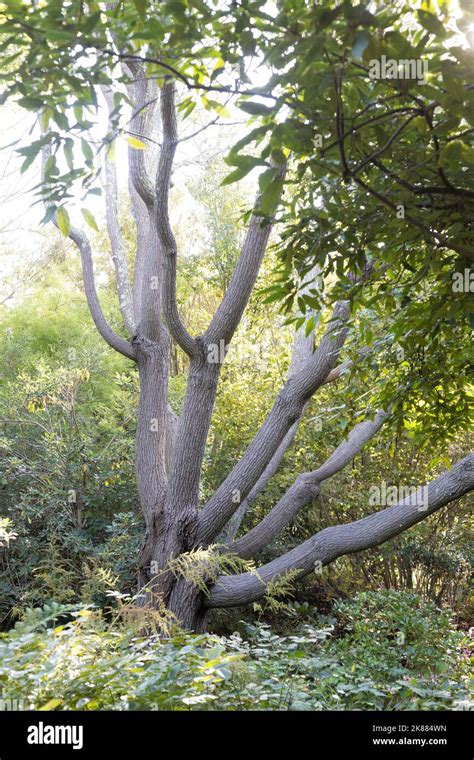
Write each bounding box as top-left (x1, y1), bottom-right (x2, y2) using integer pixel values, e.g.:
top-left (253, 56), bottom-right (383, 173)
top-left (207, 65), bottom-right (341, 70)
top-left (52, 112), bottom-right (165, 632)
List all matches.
top-left (0, 0), bottom-right (472, 630)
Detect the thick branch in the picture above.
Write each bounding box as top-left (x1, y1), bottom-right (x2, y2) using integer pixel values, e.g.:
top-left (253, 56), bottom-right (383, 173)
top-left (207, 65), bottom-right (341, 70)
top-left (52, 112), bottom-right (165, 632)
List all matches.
top-left (123, 68), bottom-right (165, 341)
top-left (168, 168), bottom-right (286, 532)
top-left (126, 63), bottom-right (156, 209)
top-left (156, 80), bottom-right (199, 358)
top-left (229, 410), bottom-right (388, 559)
top-left (197, 299), bottom-right (352, 544)
top-left (219, 344), bottom-right (372, 543)
top-left (129, 174), bottom-right (151, 321)
top-left (219, 302), bottom-right (318, 543)
top-left (206, 453), bottom-right (474, 608)
top-left (218, 416), bottom-right (303, 545)
top-left (204, 163), bottom-right (286, 347)
top-left (71, 228), bottom-right (136, 360)
top-left (157, 113), bottom-right (284, 539)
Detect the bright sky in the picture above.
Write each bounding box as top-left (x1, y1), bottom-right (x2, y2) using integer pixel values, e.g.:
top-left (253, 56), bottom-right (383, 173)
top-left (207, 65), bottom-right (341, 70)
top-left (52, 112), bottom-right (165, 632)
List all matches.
top-left (0, 87), bottom-right (255, 304)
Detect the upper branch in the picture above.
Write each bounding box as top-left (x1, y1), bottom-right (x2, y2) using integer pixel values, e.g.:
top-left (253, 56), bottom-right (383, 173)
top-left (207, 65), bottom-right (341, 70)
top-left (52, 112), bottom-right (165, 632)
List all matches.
top-left (71, 228), bottom-right (136, 360)
top-left (155, 80), bottom-right (200, 358)
top-left (41, 141), bottom-right (136, 361)
top-left (204, 163), bottom-right (286, 347)
top-left (207, 453), bottom-right (474, 608)
top-left (103, 86), bottom-right (137, 335)
top-left (126, 62), bottom-right (156, 209)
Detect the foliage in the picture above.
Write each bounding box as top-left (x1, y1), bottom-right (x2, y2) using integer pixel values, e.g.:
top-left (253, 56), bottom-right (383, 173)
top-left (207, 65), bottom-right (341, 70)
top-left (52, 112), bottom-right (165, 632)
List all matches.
top-left (0, 277), bottom-right (140, 625)
top-left (1, 0), bottom-right (472, 447)
top-left (168, 546), bottom-right (256, 597)
top-left (253, 568), bottom-right (302, 616)
top-left (0, 592), bottom-right (471, 711)
top-left (0, 517), bottom-right (16, 547)
top-left (0, 603), bottom-right (238, 710)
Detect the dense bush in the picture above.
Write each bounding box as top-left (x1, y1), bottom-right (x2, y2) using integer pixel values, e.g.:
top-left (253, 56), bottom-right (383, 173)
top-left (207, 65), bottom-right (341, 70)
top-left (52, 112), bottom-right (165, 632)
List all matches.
top-left (0, 353), bottom-right (141, 623)
top-left (0, 592), bottom-right (471, 711)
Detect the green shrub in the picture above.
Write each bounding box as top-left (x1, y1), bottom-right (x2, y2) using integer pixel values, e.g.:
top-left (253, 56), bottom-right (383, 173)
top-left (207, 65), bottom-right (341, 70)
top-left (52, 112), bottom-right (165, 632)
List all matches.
top-left (0, 592), bottom-right (471, 712)
top-left (0, 603), bottom-right (237, 711)
top-left (333, 590), bottom-right (457, 674)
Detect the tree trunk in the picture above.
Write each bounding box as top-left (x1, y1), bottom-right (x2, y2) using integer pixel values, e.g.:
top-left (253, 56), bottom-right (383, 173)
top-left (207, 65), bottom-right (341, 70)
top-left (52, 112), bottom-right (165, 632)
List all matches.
top-left (134, 336), bottom-right (170, 595)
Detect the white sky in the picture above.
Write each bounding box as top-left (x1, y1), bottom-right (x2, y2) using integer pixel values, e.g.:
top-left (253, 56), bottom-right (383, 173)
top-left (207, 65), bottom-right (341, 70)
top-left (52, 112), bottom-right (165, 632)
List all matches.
top-left (0, 86), bottom-right (257, 303)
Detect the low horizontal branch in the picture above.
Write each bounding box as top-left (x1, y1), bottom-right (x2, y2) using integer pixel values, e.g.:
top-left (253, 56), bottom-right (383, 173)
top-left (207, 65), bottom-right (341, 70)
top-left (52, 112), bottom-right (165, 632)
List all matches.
top-left (206, 453), bottom-right (474, 608)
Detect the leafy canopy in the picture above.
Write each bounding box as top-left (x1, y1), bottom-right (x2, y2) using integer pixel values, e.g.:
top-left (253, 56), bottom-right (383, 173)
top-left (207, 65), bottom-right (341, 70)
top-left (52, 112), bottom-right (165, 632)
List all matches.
top-left (0, 0), bottom-right (472, 442)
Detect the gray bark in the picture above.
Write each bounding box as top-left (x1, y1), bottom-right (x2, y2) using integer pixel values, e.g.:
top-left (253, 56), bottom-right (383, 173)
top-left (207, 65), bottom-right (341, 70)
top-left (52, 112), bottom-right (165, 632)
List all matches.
top-left (155, 80), bottom-right (199, 358)
top-left (72, 227), bottom-right (136, 361)
top-left (229, 410), bottom-right (389, 559)
top-left (102, 86), bottom-right (136, 335)
top-left (218, 294), bottom-right (319, 543)
top-left (142, 82), bottom-right (286, 610)
top-left (206, 452), bottom-right (474, 608)
top-left (197, 299), bottom-right (352, 545)
top-left (41, 139), bottom-right (136, 361)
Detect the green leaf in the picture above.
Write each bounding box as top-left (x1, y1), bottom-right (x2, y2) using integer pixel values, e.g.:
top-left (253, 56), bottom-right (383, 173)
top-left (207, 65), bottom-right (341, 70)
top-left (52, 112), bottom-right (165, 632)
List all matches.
top-left (222, 155), bottom-right (267, 185)
top-left (17, 96), bottom-right (44, 110)
top-left (43, 154), bottom-right (57, 178)
top-left (56, 207), bottom-right (71, 237)
top-left (239, 101), bottom-right (274, 116)
top-left (263, 289), bottom-right (286, 304)
top-left (305, 315), bottom-right (316, 336)
top-left (64, 138), bottom-right (74, 171)
top-left (438, 140), bottom-right (468, 168)
top-left (225, 153), bottom-right (266, 171)
top-left (259, 167), bottom-right (277, 193)
top-left (417, 10), bottom-right (447, 37)
top-left (81, 208), bottom-right (99, 232)
top-left (124, 135), bottom-right (147, 150)
top-left (80, 138), bottom-right (94, 165)
top-left (38, 698), bottom-right (63, 711)
top-left (132, 0), bottom-right (147, 20)
top-left (259, 175), bottom-right (284, 216)
top-left (201, 96), bottom-right (231, 118)
top-left (221, 167), bottom-right (249, 186)
top-left (41, 109), bottom-right (53, 130)
top-left (20, 152), bottom-right (38, 174)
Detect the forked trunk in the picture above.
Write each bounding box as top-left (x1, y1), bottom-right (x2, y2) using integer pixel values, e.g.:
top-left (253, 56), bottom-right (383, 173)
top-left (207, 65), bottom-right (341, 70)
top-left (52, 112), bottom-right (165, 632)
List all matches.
top-left (134, 342), bottom-right (210, 629)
